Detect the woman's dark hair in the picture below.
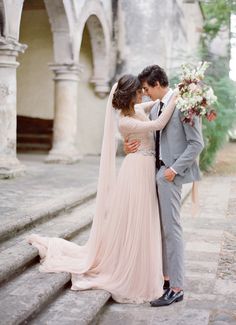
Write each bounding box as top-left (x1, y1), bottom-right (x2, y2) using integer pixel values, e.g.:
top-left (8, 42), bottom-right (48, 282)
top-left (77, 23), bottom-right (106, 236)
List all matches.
top-left (112, 74), bottom-right (142, 115)
top-left (138, 65), bottom-right (169, 87)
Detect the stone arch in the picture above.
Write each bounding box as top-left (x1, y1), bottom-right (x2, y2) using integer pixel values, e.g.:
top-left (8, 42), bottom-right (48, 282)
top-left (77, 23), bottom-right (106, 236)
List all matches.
top-left (86, 14), bottom-right (110, 95)
top-left (43, 0), bottom-right (73, 63)
top-left (0, 0), bottom-right (72, 52)
top-left (0, 0), bottom-right (24, 41)
top-left (75, 0), bottom-right (112, 96)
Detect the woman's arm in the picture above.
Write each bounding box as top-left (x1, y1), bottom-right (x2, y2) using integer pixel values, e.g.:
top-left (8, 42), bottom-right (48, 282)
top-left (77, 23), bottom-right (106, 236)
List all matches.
top-left (134, 100), bottom-right (159, 114)
top-left (119, 95), bottom-right (177, 133)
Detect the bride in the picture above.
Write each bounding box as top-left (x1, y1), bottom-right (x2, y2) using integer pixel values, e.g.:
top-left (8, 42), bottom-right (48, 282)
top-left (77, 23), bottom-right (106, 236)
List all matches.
top-left (27, 74), bottom-right (177, 304)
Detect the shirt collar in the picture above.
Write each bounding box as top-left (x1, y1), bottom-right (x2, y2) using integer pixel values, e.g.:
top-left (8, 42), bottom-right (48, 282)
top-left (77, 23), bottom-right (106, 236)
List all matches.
top-left (161, 88), bottom-right (173, 107)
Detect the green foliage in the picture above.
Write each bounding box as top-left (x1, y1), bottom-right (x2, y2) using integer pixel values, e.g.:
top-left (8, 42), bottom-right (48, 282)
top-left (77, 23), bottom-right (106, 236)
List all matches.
top-left (201, 0), bottom-right (231, 41)
top-left (200, 71), bottom-right (236, 170)
top-left (198, 0), bottom-right (236, 171)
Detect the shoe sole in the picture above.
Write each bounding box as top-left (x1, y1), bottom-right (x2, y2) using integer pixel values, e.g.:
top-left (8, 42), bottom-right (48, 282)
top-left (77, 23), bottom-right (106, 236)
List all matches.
top-left (150, 295), bottom-right (184, 307)
top-left (175, 295), bottom-right (184, 303)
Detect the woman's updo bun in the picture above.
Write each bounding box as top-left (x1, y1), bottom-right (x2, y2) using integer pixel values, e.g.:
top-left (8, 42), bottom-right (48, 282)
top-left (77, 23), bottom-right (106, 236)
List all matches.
top-left (112, 74), bottom-right (141, 115)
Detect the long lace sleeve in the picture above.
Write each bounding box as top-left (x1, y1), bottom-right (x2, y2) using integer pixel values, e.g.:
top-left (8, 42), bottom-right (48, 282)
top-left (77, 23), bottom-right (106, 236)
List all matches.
top-left (119, 97), bottom-right (176, 133)
top-left (134, 100), bottom-right (159, 114)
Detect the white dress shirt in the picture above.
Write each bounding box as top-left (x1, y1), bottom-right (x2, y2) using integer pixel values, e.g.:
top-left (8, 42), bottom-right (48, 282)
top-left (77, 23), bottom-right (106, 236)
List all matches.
top-left (157, 88), bottom-right (177, 175)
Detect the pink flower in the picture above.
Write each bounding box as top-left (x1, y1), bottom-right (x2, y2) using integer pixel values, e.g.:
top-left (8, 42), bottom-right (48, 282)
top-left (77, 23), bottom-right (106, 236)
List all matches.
top-left (206, 110), bottom-right (217, 122)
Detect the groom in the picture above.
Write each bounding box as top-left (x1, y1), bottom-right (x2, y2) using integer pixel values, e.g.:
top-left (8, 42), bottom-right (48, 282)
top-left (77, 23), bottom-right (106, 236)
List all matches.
top-left (124, 65), bottom-right (204, 306)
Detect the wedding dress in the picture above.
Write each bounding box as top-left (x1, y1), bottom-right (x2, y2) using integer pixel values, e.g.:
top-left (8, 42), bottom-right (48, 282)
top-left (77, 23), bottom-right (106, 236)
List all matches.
top-left (26, 85), bottom-right (175, 304)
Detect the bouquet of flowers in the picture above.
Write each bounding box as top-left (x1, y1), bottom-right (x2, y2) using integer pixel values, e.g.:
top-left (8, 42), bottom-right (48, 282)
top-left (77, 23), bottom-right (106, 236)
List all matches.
top-left (176, 61), bottom-right (217, 126)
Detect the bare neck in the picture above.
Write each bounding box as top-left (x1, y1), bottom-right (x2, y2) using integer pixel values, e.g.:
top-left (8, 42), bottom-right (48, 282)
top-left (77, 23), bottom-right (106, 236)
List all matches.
top-left (160, 87), bottom-right (170, 100)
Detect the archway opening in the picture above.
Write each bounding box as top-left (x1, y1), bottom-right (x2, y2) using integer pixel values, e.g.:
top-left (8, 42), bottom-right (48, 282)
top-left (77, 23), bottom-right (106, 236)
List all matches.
top-left (17, 0), bottom-right (54, 153)
top-left (77, 18), bottom-right (109, 156)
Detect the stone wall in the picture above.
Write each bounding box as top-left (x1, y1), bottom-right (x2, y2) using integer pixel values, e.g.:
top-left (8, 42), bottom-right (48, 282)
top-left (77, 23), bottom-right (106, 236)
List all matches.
top-left (117, 0), bottom-right (203, 76)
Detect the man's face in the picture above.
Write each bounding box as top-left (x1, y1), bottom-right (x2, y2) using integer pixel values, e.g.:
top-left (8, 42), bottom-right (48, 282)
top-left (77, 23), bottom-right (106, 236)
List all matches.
top-left (142, 81), bottom-right (162, 100)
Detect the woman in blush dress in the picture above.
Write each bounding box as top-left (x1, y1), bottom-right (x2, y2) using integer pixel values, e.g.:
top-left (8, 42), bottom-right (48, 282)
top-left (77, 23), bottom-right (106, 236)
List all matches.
top-left (27, 75), bottom-right (177, 304)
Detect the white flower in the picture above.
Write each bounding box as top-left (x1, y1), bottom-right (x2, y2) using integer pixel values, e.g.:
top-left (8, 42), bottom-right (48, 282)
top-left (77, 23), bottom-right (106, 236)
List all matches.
top-left (176, 61), bottom-right (217, 125)
top-left (188, 83), bottom-right (198, 92)
top-left (205, 87), bottom-right (217, 103)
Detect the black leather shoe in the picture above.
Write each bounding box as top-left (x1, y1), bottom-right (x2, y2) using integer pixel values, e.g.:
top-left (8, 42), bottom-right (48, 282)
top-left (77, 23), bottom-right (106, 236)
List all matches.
top-left (163, 280), bottom-right (170, 290)
top-left (150, 288), bottom-right (184, 307)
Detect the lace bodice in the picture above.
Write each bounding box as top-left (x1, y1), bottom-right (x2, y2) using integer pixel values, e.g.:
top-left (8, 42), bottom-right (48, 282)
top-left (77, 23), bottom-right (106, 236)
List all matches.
top-left (119, 110), bottom-right (155, 153)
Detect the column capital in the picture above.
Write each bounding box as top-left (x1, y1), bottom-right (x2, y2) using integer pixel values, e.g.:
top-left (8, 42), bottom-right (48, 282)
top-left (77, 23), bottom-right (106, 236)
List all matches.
top-left (49, 63), bottom-right (82, 82)
top-left (90, 77), bottom-right (111, 98)
top-left (0, 37), bottom-right (27, 54)
top-left (0, 37), bottom-right (27, 69)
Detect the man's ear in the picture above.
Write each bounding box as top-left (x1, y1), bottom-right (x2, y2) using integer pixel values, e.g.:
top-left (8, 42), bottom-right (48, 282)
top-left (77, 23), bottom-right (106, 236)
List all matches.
top-left (155, 81), bottom-right (160, 88)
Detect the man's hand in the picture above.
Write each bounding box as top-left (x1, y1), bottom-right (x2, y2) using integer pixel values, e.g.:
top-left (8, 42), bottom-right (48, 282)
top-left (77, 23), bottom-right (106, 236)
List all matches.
top-left (164, 168), bottom-right (176, 182)
top-left (123, 138), bottom-right (140, 154)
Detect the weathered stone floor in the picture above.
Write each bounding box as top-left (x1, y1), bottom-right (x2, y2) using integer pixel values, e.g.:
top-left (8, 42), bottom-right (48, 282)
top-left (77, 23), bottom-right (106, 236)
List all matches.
top-left (0, 154), bottom-right (101, 227)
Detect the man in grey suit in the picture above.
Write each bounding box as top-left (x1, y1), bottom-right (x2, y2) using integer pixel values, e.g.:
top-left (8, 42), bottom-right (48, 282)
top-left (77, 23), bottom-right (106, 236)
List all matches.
top-left (125, 65), bottom-right (204, 306)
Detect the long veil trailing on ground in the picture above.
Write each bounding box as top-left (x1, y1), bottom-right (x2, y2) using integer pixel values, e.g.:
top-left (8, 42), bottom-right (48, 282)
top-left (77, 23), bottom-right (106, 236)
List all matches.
top-left (84, 82), bottom-right (119, 266)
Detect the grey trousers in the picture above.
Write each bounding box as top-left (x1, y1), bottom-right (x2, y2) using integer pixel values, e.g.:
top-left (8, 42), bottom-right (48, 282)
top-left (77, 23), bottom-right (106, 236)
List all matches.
top-left (156, 166), bottom-right (184, 289)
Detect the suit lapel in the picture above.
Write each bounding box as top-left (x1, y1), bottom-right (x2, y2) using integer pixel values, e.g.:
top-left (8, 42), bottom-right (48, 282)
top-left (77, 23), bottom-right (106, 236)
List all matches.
top-left (150, 102), bottom-right (159, 120)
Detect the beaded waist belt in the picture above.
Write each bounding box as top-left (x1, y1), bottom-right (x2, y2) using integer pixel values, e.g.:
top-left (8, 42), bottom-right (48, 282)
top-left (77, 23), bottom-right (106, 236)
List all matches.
top-left (136, 149), bottom-right (156, 156)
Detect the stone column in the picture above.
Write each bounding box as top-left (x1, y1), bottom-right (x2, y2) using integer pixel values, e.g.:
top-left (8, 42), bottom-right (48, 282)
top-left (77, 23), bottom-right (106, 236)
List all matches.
top-left (45, 64), bottom-right (81, 164)
top-left (0, 39), bottom-right (26, 179)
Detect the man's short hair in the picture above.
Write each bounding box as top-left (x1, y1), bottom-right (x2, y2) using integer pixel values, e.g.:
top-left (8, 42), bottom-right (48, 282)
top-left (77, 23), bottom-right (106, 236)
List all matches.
top-left (138, 65), bottom-right (169, 87)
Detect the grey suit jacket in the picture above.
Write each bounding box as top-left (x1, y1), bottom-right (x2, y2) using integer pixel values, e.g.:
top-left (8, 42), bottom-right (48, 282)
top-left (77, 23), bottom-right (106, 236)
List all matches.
top-left (150, 96), bottom-right (204, 185)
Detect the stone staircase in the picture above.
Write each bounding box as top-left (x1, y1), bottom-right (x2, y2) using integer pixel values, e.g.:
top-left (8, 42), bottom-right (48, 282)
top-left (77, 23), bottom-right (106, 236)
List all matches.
top-left (0, 189), bottom-right (111, 325)
top-left (0, 176), bottom-right (191, 325)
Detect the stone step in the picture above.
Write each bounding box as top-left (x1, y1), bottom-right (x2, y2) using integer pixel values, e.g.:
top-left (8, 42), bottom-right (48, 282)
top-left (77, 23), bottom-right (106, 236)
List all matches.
top-left (29, 288), bottom-right (111, 325)
top-left (0, 183), bottom-right (97, 243)
top-left (0, 199), bottom-right (95, 285)
top-left (0, 266), bottom-right (71, 325)
top-left (17, 143), bottom-right (51, 152)
top-left (0, 227), bottom-right (109, 325)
